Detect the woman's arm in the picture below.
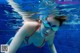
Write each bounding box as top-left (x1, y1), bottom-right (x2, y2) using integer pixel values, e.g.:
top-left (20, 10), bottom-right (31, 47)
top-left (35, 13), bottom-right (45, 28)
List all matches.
top-left (49, 44), bottom-right (57, 53)
top-left (5, 21), bottom-right (39, 53)
top-left (47, 33), bottom-right (57, 53)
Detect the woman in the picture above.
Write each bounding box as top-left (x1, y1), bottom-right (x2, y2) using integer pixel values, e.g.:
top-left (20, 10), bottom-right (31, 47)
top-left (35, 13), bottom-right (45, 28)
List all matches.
top-left (5, 0), bottom-right (67, 53)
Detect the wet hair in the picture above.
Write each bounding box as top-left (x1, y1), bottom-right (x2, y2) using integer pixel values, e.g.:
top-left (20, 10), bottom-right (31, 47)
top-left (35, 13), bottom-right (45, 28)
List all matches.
top-left (54, 16), bottom-right (67, 26)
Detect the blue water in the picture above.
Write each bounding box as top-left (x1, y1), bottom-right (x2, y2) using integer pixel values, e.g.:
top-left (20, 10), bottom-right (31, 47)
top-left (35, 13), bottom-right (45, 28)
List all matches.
top-left (0, 0), bottom-right (80, 53)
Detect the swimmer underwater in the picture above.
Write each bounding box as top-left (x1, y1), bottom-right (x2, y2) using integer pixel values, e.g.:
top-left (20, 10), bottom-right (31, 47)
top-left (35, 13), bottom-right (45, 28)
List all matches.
top-left (5, 0), bottom-right (67, 53)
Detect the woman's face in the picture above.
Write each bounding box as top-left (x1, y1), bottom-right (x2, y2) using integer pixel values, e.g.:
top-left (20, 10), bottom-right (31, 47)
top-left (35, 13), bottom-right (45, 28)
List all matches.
top-left (46, 15), bottom-right (60, 31)
top-left (43, 15), bottom-right (60, 41)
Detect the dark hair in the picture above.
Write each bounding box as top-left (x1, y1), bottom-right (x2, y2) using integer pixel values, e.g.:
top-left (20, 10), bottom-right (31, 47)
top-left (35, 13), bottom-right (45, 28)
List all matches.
top-left (54, 16), bottom-right (67, 26)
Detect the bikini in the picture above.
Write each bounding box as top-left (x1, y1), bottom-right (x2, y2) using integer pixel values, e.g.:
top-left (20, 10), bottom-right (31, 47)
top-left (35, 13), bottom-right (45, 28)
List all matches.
top-left (24, 20), bottom-right (59, 48)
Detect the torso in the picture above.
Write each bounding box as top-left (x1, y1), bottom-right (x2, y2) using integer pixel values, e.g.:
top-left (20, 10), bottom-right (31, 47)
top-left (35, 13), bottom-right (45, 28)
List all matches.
top-left (24, 21), bottom-right (55, 47)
